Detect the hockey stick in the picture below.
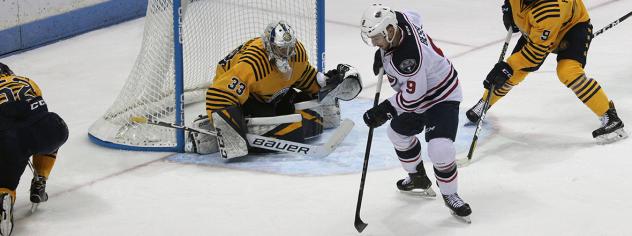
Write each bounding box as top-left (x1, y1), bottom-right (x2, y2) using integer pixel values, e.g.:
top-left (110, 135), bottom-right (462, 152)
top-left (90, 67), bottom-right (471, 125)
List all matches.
top-left (354, 68), bottom-right (384, 233)
top-left (594, 10), bottom-right (632, 37)
top-left (461, 12), bottom-right (631, 166)
top-left (462, 29), bottom-right (513, 166)
top-left (130, 116), bottom-right (354, 158)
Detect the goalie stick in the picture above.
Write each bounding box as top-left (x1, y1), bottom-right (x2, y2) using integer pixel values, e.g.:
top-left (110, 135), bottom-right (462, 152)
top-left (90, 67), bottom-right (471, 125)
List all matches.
top-left (130, 116), bottom-right (354, 158)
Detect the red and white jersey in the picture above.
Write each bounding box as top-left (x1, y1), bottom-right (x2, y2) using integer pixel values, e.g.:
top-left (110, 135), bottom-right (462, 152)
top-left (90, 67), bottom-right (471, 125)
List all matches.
top-left (381, 11), bottom-right (462, 114)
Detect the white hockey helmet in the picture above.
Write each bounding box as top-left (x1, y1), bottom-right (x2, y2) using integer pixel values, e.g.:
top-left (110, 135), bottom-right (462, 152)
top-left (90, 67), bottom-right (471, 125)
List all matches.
top-left (360, 4), bottom-right (398, 47)
top-left (263, 20), bottom-right (297, 73)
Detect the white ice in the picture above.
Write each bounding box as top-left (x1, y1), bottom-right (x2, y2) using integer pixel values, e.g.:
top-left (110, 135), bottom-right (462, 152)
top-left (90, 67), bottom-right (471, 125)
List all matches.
top-left (3, 0), bottom-right (632, 235)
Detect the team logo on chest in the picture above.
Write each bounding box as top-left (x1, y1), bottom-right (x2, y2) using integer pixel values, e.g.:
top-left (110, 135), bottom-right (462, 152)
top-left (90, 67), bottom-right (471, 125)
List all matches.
top-left (399, 59), bottom-right (417, 74)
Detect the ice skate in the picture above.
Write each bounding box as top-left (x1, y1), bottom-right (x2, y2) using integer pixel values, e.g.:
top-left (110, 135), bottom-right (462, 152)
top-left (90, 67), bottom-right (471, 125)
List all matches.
top-left (442, 193), bottom-right (472, 224)
top-left (30, 176), bottom-right (48, 213)
top-left (0, 193), bottom-right (14, 236)
top-left (593, 101), bottom-right (628, 144)
top-left (465, 99), bottom-right (485, 125)
top-left (396, 164), bottom-right (436, 197)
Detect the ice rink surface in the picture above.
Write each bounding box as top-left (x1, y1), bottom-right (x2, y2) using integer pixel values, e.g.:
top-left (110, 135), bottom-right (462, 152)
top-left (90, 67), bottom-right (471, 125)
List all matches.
top-left (3, 0), bottom-right (632, 235)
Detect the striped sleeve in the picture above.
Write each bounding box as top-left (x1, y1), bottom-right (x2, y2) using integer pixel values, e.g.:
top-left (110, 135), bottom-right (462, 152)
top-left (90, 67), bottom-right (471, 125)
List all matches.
top-left (508, 0), bottom-right (562, 72)
top-left (205, 63), bottom-right (253, 115)
top-left (292, 64), bottom-right (319, 95)
top-left (291, 42), bottom-right (320, 95)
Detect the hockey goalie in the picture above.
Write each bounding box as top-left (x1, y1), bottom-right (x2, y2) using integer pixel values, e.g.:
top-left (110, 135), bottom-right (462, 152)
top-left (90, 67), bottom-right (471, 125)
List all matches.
top-left (185, 20), bottom-right (362, 159)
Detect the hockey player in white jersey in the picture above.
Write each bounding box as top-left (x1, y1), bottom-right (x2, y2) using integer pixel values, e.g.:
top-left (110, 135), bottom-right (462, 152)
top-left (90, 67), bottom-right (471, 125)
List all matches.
top-left (360, 4), bottom-right (471, 222)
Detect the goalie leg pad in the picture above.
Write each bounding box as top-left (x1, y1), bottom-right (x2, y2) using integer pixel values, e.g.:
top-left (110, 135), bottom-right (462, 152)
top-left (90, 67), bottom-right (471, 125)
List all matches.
top-left (185, 115), bottom-right (218, 154)
top-left (321, 100), bottom-right (341, 129)
top-left (296, 99), bottom-right (341, 129)
top-left (246, 114), bottom-right (304, 153)
top-left (212, 106), bottom-right (248, 159)
top-left (294, 100), bottom-right (324, 139)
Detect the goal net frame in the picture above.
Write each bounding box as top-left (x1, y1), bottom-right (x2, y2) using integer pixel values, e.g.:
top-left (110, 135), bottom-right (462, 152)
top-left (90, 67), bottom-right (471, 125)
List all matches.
top-left (88, 0), bottom-right (325, 152)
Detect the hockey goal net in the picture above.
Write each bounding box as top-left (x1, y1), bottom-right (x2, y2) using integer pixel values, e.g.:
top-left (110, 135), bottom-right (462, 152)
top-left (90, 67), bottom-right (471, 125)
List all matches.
top-left (89, 0), bottom-right (324, 151)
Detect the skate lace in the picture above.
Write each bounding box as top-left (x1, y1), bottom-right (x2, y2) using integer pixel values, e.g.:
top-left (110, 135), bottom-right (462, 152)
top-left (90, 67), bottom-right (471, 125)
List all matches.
top-left (444, 194), bottom-right (465, 208)
top-left (473, 100), bottom-right (485, 115)
top-left (600, 113), bottom-right (610, 127)
top-left (32, 177), bottom-right (46, 191)
top-left (401, 176), bottom-right (413, 185)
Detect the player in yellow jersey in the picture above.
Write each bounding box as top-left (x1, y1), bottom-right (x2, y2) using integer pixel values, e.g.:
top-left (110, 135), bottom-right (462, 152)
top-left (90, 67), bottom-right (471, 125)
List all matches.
top-left (467, 0), bottom-right (627, 143)
top-left (0, 62), bottom-right (69, 236)
top-left (188, 21), bottom-right (362, 158)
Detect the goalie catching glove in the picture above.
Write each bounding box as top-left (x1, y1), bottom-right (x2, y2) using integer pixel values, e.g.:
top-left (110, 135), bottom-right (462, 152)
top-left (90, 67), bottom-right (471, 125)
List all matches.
top-left (317, 64), bottom-right (363, 104)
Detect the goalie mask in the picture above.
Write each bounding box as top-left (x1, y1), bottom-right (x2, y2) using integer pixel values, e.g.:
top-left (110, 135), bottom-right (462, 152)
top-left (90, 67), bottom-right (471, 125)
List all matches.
top-left (360, 4), bottom-right (398, 47)
top-left (0, 62), bottom-right (14, 76)
top-left (263, 20), bottom-right (297, 74)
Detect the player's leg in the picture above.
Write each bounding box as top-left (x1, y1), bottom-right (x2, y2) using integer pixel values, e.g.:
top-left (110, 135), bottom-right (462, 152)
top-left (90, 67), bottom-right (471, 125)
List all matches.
top-left (466, 37), bottom-right (530, 123)
top-left (556, 22), bottom-right (626, 142)
top-left (556, 22), bottom-right (608, 116)
top-left (0, 130), bottom-right (32, 236)
top-left (425, 101), bottom-right (472, 217)
top-left (30, 152), bottom-right (56, 203)
top-left (28, 112), bottom-right (69, 203)
top-left (387, 112), bottom-right (434, 195)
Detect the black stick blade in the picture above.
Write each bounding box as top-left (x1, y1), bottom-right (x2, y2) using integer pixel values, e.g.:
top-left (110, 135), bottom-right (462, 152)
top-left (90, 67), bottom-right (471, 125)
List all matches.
top-left (354, 217), bottom-right (367, 233)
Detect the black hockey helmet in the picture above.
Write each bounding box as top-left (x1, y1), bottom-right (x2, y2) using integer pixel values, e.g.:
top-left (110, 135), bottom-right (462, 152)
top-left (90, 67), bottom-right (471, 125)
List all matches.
top-left (0, 62), bottom-right (14, 76)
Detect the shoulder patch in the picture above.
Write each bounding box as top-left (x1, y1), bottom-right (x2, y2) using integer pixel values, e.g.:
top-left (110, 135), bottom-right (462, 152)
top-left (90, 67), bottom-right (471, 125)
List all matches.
top-left (399, 59), bottom-right (417, 74)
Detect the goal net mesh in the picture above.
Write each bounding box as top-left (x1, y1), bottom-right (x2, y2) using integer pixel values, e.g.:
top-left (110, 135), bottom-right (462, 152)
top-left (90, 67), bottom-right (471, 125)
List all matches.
top-left (89, 0), bottom-right (319, 150)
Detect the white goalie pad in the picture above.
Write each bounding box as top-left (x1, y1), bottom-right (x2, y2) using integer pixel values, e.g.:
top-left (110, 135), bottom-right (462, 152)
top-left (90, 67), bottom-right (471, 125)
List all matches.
top-left (212, 112), bottom-right (249, 159)
top-left (247, 114), bottom-right (302, 135)
top-left (295, 100), bottom-right (340, 129)
top-left (321, 100), bottom-right (341, 129)
top-left (185, 115), bottom-right (218, 154)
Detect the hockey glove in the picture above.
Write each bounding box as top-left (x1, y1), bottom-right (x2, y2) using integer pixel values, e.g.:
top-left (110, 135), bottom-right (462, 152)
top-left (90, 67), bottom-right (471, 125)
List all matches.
top-left (502, 0), bottom-right (519, 33)
top-left (324, 67), bottom-right (344, 85)
top-left (363, 100), bottom-right (396, 128)
top-left (373, 49), bottom-right (383, 75)
top-left (484, 61), bottom-right (513, 90)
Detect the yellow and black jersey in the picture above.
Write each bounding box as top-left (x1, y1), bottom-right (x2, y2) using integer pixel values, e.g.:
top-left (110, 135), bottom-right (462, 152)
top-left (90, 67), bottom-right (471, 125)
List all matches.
top-left (206, 37), bottom-right (320, 114)
top-left (507, 0), bottom-right (590, 71)
top-left (0, 75), bottom-right (43, 105)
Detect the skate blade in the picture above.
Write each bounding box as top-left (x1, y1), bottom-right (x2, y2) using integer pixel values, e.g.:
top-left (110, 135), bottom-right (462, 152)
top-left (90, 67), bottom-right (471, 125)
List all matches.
top-left (596, 128), bottom-right (628, 145)
top-left (450, 211), bottom-right (472, 224)
top-left (399, 187), bottom-right (437, 198)
top-left (30, 203), bottom-right (39, 213)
